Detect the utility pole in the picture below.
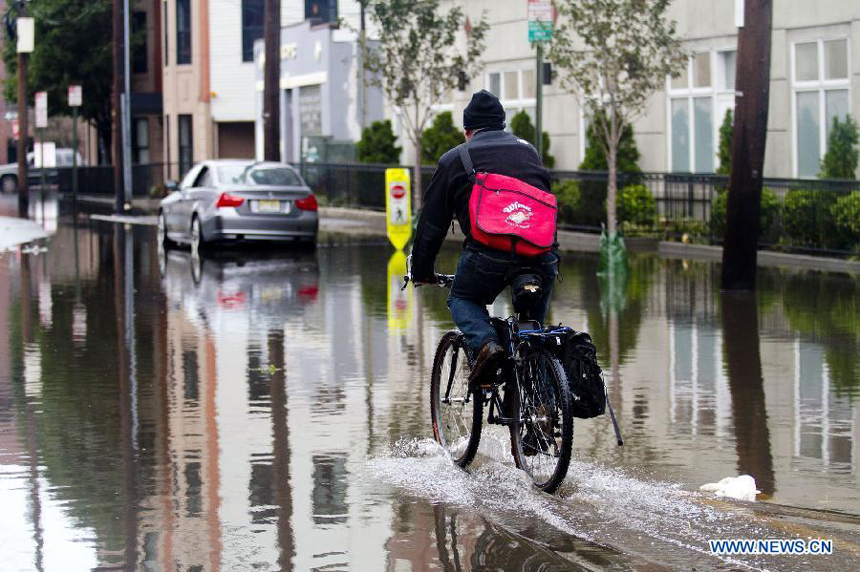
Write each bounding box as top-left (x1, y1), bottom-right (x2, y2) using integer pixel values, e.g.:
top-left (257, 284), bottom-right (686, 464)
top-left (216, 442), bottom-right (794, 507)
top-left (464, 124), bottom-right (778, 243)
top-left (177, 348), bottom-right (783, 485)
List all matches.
top-left (359, 1), bottom-right (367, 129)
top-left (112, 0), bottom-right (126, 213)
top-left (721, 0), bottom-right (773, 290)
top-left (122, 0), bottom-right (132, 209)
top-left (263, 0), bottom-right (281, 161)
top-left (16, 10), bottom-right (34, 218)
top-left (535, 44), bottom-right (543, 160)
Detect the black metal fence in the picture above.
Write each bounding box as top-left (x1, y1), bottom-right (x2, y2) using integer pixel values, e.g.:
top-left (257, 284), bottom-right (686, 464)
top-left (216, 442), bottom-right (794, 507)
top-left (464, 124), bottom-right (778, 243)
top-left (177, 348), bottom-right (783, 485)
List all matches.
top-left (42, 160), bottom-right (860, 255)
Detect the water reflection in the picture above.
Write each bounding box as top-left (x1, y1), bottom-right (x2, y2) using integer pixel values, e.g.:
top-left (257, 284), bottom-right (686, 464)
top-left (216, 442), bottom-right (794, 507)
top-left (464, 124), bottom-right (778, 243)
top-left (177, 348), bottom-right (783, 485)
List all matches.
top-left (0, 218), bottom-right (858, 570)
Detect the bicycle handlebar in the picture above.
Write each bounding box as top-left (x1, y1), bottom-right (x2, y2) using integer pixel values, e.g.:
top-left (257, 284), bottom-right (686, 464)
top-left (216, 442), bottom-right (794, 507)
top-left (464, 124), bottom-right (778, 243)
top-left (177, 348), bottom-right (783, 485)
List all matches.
top-left (401, 255), bottom-right (454, 290)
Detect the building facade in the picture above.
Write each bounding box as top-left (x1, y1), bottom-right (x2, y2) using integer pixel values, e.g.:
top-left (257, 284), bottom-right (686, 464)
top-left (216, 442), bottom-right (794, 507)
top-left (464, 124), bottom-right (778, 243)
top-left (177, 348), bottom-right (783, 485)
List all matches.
top-left (160, 0), bottom-right (366, 179)
top-left (422, 0), bottom-right (860, 179)
top-left (253, 20), bottom-right (384, 163)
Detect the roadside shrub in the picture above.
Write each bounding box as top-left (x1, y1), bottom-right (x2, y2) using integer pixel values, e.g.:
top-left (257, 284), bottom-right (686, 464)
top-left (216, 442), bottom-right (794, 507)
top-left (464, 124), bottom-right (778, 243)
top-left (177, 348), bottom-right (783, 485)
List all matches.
top-left (553, 179), bottom-right (580, 225)
top-left (421, 111), bottom-right (464, 164)
top-left (781, 188), bottom-right (839, 248)
top-left (357, 120), bottom-right (401, 164)
top-left (820, 115), bottom-right (859, 179)
top-left (510, 110), bottom-right (555, 168)
top-left (618, 184), bottom-right (656, 227)
top-left (831, 190), bottom-right (860, 250)
top-left (710, 186), bottom-right (780, 242)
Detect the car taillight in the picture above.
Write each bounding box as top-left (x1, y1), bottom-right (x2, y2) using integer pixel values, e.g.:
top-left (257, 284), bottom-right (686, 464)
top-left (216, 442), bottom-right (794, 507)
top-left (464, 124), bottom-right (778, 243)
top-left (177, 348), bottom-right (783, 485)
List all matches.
top-left (215, 192), bottom-right (244, 208)
top-left (295, 194), bottom-right (318, 211)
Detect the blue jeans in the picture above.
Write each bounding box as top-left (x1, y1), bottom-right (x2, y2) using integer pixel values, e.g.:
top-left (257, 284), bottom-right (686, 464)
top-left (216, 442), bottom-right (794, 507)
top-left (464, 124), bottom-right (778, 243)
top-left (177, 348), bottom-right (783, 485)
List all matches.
top-left (447, 247), bottom-right (559, 354)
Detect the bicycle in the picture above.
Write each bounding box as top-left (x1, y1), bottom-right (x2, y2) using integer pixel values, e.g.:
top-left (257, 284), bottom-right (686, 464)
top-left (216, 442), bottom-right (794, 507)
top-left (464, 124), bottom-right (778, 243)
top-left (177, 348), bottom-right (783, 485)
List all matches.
top-left (403, 259), bottom-right (574, 494)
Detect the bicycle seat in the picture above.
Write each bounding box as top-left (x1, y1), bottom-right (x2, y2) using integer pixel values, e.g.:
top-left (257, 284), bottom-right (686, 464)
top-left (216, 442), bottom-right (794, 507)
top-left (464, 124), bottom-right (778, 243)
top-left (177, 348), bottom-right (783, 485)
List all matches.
top-left (512, 273), bottom-right (542, 316)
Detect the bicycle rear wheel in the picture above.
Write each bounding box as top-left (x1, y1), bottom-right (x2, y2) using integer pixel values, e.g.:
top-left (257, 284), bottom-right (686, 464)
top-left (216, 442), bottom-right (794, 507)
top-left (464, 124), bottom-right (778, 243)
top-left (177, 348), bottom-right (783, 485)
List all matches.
top-left (509, 348), bottom-right (574, 493)
top-left (431, 331), bottom-right (482, 467)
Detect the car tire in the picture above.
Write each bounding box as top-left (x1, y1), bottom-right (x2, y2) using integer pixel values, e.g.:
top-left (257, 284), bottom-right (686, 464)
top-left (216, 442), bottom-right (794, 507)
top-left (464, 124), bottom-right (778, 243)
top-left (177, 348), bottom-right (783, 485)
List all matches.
top-left (1, 175), bottom-right (17, 194)
top-left (190, 215), bottom-right (206, 254)
top-left (157, 211), bottom-right (175, 249)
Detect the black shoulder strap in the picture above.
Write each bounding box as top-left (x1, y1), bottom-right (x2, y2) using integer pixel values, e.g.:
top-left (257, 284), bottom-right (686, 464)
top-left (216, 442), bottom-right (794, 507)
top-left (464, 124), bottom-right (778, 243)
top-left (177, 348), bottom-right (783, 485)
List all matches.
top-left (458, 143), bottom-right (475, 181)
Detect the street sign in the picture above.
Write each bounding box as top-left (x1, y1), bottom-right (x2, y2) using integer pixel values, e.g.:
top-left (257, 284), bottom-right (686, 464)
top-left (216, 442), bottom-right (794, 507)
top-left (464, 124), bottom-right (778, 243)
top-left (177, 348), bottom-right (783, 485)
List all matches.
top-left (68, 85), bottom-right (82, 107)
top-left (385, 168), bottom-right (412, 250)
top-left (35, 91), bottom-right (47, 128)
top-left (34, 141), bottom-right (56, 168)
top-left (528, 0), bottom-right (553, 43)
top-left (17, 17), bottom-right (34, 54)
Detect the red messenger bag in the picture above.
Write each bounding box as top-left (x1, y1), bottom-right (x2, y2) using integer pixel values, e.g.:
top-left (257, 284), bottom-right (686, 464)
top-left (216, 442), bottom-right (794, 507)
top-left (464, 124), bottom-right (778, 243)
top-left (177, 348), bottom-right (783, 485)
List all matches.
top-left (459, 143), bottom-right (557, 257)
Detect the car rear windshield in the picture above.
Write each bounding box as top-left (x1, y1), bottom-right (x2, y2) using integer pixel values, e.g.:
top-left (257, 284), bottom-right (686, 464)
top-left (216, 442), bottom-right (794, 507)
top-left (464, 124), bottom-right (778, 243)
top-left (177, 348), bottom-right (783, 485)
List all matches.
top-left (218, 166), bottom-right (303, 187)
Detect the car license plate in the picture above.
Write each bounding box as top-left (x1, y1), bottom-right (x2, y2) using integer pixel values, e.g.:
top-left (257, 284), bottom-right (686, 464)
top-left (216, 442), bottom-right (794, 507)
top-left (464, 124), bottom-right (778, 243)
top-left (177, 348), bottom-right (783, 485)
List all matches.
top-left (257, 199), bottom-right (281, 213)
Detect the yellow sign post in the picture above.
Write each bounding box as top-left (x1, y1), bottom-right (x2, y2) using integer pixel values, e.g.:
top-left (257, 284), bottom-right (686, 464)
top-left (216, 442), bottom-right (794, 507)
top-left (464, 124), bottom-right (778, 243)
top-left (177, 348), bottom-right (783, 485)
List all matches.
top-left (386, 250), bottom-right (411, 331)
top-left (385, 168), bottom-right (412, 250)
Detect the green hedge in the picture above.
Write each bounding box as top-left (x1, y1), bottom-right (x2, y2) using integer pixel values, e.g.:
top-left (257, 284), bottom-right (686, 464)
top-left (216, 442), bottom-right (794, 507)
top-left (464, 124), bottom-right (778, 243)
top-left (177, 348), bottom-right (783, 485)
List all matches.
top-left (832, 190), bottom-right (860, 250)
top-left (553, 179), bottom-right (581, 225)
top-left (710, 186), bottom-right (780, 242)
top-left (618, 184), bottom-right (656, 227)
top-left (782, 189), bottom-right (841, 249)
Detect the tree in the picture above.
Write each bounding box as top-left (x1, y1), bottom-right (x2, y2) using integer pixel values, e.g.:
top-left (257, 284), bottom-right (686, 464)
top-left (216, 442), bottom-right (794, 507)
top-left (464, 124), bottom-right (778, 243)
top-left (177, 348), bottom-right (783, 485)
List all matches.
top-left (2, 1), bottom-right (114, 162)
top-left (549, 0), bottom-right (685, 237)
top-left (820, 115), bottom-right (859, 179)
top-left (509, 110), bottom-right (555, 168)
top-left (363, 0), bottom-right (488, 211)
top-left (717, 109), bottom-right (734, 175)
top-left (420, 111), bottom-right (464, 164)
top-left (356, 120), bottom-right (402, 164)
top-left (578, 113), bottom-right (640, 226)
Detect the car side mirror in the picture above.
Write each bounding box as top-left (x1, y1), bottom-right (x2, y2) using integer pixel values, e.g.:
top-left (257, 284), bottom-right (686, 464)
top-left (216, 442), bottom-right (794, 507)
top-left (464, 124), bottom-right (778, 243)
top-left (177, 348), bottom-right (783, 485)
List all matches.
top-left (165, 180), bottom-right (179, 193)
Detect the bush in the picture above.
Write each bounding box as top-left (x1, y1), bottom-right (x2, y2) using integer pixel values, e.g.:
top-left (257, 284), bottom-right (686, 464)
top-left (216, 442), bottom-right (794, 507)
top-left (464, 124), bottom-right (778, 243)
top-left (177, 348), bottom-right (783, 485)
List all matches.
top-left (831, 190), bottom-right (860, 250)
top-left (421, 111), bottom-right (464, 164)
top-left (618, 184), bottom-right (656, 227)
top-left (782, 189), bottom-right (839, 248)
top-left (552, 179), bottom-right (580, 225)
top-left (509, 110), bottom-right (555, 168)
top-left (717, 109), bottom-right (733, 175)
top-left (820, 115), bottom-right (858, 179)
top-left (710, 186), bottom-right (780, 242)
top-left (357, 120), bottom-right (401, 164)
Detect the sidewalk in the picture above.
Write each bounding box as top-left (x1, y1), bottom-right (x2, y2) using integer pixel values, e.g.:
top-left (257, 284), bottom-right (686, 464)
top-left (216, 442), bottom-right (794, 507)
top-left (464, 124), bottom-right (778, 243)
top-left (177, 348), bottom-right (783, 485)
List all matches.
top-left (70, 197), bottom-right (859, 274)
top-left (0, 216), bottom-right (48, 251)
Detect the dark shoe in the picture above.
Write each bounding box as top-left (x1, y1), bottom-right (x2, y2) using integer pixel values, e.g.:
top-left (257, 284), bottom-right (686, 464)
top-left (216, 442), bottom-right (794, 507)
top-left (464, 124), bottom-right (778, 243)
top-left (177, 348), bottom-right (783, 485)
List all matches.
top-left (468, 341), bottom-right (505, 389)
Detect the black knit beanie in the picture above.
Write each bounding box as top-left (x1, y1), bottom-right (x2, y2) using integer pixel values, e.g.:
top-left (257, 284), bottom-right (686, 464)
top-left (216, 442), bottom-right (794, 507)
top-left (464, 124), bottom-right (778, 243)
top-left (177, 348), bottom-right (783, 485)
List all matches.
top-left (463, 90), bottom-right (506, 131)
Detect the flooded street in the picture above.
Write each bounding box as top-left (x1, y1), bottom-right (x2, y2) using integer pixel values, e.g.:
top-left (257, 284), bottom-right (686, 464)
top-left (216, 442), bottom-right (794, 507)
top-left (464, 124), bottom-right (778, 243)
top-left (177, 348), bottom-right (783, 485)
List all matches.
top-left (1, 208), bottom-right (858, 571)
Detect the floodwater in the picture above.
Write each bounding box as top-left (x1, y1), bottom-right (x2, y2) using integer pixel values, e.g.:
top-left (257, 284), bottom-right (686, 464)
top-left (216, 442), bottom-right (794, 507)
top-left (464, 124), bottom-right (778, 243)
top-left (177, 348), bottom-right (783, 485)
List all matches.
top-left (1, 205), bottom-right (858, 571)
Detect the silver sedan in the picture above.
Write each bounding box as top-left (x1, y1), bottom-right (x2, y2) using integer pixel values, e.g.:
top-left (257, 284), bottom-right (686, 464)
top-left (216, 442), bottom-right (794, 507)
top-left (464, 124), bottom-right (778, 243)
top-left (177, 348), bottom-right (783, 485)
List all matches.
top-left (157, 160), bottom-right (319, 250)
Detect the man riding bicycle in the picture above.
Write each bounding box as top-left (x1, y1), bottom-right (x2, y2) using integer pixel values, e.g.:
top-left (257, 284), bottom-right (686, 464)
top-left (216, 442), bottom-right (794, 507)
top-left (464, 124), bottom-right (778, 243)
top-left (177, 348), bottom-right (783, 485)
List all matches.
top-left (411, 90), bottom-right (560, 387)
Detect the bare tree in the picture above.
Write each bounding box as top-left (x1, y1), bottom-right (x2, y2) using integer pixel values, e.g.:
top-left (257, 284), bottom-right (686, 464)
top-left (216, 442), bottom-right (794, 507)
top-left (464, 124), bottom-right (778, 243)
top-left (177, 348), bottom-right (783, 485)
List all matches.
top-left (363, 0), bottom-right (487, 211)
top-left (549, 0), bottom-right (685, 237)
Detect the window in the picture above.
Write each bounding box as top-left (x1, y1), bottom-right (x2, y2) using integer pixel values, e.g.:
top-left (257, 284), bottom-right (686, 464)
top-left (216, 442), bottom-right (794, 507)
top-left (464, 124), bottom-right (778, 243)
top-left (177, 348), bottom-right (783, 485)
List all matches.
top-left (132, 12), bottom-right (148, 74)
top-left (132, 118), bottom-right (150, 164)
top-left (179, 114), bottom-right (193, 176)
top-left (792, 39), bottom-right (850, 177)
top-left (668, 52), bottom-right (721, 172)
top-left (485, 69), bottom-right (537, 127)
top-left (305, 0), bottom-right (337, 24)
top-left (488, 72), bottom-right (501, 97)
top-left (242, 0), bottom-right (264, 63)
top-left (176, 0), bottom-right (191, 65)
top-left (719, 50), bottom-right (736, 90)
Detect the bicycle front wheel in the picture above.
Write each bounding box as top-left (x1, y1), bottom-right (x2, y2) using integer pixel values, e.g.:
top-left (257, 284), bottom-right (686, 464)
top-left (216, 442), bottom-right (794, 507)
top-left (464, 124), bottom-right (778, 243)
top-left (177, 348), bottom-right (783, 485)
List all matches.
top-left (431, 331), bottom-right (482, 467)
top-left (509, 348), bottom-right (574, 494)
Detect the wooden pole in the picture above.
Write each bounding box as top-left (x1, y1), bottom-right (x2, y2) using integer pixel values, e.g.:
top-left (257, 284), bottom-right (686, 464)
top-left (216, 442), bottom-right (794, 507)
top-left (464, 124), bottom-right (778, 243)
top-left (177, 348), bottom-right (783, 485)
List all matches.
top-left (720, 0), bottom-right (773, 290)
top-left (263, 0), bottom-right (281, 161)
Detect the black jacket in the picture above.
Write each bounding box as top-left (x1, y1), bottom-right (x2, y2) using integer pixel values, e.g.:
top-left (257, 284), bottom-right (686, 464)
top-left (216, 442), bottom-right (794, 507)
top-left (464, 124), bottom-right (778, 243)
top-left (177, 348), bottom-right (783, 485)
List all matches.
top-left (411, 129), bottom-right (552, 280)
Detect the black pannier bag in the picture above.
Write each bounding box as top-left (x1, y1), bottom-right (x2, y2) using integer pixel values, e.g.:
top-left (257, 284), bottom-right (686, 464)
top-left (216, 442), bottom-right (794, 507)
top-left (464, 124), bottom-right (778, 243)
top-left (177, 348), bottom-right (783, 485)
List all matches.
top-left (544, 327), bottom-right (624, 446)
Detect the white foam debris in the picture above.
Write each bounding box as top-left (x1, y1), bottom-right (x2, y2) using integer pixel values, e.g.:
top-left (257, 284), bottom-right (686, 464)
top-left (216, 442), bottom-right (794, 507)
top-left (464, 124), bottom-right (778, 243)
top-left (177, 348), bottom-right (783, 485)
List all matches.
top-left (700, 475), bottom-right (760, 502)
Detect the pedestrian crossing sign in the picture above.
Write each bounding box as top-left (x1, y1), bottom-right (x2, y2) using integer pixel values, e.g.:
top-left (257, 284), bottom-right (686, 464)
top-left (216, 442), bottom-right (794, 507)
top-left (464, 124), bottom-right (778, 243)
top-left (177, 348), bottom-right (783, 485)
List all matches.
top-left (385, 168), bottom-right (412, 251)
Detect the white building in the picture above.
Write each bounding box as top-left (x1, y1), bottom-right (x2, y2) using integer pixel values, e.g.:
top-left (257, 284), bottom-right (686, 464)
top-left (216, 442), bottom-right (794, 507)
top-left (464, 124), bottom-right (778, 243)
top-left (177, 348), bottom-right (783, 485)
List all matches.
top-left (405, 0), bottom-right (860, 178)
